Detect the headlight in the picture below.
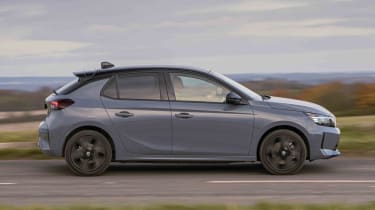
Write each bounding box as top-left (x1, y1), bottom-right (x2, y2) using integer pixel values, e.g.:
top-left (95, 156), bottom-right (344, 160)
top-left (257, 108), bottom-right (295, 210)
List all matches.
top-left (305, 112), bottom-right (336, 127)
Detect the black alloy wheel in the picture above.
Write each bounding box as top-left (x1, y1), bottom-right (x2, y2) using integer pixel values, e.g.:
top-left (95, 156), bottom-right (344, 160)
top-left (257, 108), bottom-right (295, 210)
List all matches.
top-left (64, 130), bottom-right (112, 176)
top-left (260, 129), bottom-right (307, 175)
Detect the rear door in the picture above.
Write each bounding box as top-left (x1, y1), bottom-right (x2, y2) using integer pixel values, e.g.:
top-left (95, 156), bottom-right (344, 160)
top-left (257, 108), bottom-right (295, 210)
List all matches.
top-left (101, 71), bottom-right (172, 155)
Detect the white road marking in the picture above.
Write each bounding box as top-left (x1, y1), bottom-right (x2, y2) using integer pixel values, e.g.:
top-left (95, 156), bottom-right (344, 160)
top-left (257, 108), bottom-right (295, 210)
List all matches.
top-left (104, 181), bottom-right (116, 184)
top-left (208, 180), bottom-right (375, 184)
top-left (0, 182), bottom-right (16, 185)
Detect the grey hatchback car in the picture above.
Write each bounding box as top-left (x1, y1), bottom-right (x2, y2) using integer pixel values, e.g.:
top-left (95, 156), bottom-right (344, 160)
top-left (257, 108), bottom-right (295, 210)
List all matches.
top-left (38, 62), bottom-right (340, 176)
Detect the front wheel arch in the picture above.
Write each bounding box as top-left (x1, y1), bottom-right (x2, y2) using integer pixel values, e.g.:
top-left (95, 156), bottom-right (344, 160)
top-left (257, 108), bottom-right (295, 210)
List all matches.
top-left (256, 125), bottom-right (310, 161)
top-left (63, 126), bottom-right (116, 160)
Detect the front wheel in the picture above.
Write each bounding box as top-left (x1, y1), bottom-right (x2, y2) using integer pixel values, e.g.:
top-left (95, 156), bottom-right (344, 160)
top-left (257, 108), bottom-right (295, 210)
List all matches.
top-left (260, 129), bottom-right (307, 175)
top-left (64, 130), bottom-right (112, 176)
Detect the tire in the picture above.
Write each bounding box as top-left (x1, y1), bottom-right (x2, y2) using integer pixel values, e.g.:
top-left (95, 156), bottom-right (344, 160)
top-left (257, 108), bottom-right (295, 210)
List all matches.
top-left (64, 130), bottom-right (112, 176)
top-left (259, 129), bottom-right (307, 175)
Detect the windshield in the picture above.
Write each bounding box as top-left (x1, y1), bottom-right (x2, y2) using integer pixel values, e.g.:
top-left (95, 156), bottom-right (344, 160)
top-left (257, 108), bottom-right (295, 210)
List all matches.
top-left (211, 71), bottom-right (262, 101)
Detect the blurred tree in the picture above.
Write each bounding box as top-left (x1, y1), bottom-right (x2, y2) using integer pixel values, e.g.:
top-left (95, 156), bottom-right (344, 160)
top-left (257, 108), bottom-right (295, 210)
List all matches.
top-left (298, 82), bottom-right (356, 115)
top-left (356, 83), bottom-right (375, 111)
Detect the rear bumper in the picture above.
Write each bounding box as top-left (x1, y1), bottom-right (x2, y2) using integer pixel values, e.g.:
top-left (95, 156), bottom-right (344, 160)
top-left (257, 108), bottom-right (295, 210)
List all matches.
top-left (38, 121), bottom-right (54, 155)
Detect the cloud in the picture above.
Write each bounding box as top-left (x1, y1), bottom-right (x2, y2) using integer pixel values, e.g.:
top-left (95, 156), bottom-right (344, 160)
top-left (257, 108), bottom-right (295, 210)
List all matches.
top-left (182, 0), bottom-right (308, 14)
top-left (231, 18), bottom-right (375, 37)
top-left (87, 24), bottom-right (129, 32)
top-left (88, 16), bottom-right (237, 34)
top-left (0, 39), bottom-right (92, 57)
top-left (0, 4), bottom-right (46, 18)
top-left (1, 0), bottom-right (374, 76)
top-left (156, 17), bottom-right (235, 28)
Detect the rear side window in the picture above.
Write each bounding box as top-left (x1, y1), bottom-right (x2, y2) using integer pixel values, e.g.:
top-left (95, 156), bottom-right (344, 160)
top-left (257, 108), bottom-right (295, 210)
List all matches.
top-left (102, 73), bottom-right (161, 100)
top-left (118, 74), bottom-right (161, 100)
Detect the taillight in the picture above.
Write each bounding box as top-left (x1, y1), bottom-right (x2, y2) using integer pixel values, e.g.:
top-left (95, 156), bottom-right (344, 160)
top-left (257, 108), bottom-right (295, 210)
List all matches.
top-left (49, 99), bottom-right (74, 110)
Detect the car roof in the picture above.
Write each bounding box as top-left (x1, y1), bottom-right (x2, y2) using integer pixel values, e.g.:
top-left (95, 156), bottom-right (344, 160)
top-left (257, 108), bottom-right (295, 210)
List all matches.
top-left (73, 65), bottom-right (210, 78)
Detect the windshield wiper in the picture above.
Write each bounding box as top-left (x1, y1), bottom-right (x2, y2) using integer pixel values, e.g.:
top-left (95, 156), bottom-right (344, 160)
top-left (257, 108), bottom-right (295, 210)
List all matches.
top-left (53, 89), bottom-right (58, 95)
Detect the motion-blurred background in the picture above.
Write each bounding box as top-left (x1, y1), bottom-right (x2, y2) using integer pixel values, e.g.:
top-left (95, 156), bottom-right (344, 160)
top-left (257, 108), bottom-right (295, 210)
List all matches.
top-left (0, 1), bottom-right (375, 209)
top-left (0, 0), bottom-right (374, 158)
top-left (0, 71), bottom-right (374, 158)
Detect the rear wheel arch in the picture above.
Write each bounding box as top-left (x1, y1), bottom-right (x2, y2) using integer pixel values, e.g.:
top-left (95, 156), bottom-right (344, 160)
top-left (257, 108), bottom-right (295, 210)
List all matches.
top-left (256, 125), bottom-right (310, 161)
top-left (63, 126), bottom-right (116, 160)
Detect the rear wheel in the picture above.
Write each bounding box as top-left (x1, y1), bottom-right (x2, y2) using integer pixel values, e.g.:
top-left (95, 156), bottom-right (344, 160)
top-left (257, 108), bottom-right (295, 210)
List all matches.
top-left (64, 130), bottom-right (112, 176)
top-left (260, 129), bottom-right (307, 175)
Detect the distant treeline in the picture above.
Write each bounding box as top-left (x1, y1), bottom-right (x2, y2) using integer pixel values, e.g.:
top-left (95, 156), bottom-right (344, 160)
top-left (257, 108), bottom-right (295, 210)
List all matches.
top-left (0, 81), bottom-right (374, 116)
top-left (0, 87), bottom-right (52, 112)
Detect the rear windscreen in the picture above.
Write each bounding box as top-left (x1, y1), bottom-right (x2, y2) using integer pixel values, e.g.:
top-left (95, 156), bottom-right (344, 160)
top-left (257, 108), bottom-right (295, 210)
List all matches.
top-left (56, 78), bottom-right (80, 95)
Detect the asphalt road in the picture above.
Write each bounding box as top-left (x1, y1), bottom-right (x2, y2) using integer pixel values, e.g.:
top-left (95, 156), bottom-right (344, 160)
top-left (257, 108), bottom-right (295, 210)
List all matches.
top-left (0, 158), bottom-right (374, 205)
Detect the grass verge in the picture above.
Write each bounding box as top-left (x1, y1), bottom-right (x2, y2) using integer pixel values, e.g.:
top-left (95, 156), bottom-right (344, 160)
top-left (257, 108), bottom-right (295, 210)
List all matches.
top-left (337, 115), bottom-right (375, 156)
top-left (0, 148), bottom-right (57, 160)
top-left (0, 203), bottom-right (375, 210)
top-left (339, 126), bottom-right (375, 156)
top-left (0, 130), bottom-right (37, 143)
top-left (0, 114), bottom-right (45, 124)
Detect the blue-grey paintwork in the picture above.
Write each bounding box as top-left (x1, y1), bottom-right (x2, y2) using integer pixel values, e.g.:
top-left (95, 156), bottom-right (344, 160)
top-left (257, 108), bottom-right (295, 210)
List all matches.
top-left (38, 66), bottom-right (340, 162)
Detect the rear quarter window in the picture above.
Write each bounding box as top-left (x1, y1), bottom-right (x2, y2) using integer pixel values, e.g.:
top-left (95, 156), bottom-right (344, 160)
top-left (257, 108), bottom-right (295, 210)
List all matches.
top-left (101, 77), bottom-right (118, 98)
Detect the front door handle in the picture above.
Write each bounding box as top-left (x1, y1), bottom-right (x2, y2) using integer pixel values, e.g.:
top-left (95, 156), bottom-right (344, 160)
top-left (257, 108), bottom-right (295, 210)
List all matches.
top-left (175, 112), bottom-right (193, 119)
top-left (115, 111), bottom-right (134, 118)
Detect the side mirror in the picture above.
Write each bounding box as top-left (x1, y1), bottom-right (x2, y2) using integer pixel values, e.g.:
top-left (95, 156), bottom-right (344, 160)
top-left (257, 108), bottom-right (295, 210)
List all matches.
top-left (226, 92), bottom-right (247, 105)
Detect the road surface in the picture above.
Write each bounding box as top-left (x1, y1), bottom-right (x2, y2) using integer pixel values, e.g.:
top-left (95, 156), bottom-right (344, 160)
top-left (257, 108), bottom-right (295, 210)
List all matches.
top-left (0, 158), bottom-right (374, 205)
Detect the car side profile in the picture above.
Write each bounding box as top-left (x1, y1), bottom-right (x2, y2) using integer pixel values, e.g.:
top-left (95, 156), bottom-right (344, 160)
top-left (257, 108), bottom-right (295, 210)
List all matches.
top-left (38, 62), bottom-right (340, 176)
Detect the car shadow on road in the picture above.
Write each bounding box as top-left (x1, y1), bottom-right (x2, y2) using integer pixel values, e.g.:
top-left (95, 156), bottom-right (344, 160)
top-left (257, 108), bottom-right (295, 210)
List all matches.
top-left (103, 161), bottom-right (333, 176)
top-left (41, 160), bottom-right (334, 176)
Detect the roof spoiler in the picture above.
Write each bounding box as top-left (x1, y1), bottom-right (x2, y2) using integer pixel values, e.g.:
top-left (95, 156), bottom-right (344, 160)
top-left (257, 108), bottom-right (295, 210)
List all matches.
top-left (73, 61), bottom-right (115, 78)
top-left (101, 61), bottom-right (114, 69)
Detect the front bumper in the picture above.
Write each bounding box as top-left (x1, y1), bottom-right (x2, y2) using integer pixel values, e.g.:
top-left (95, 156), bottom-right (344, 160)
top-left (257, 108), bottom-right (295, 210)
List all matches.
top-left (319, 128), bottom-right (340, 158)
top-left (309, 127), bottom-right (341, 160)
top-left (320, 148), bottom-right (341, 159)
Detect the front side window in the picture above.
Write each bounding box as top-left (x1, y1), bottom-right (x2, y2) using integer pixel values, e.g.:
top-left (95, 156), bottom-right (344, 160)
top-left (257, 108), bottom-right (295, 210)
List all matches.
top-left (170, 73), bottom-right (230, 103)
top-left (118, 73), bottom-right (161, 100)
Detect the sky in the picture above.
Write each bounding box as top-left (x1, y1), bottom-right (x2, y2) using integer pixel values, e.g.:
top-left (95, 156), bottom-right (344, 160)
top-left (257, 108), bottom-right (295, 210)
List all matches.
top-left (0, 0), bottom-right (374, 76)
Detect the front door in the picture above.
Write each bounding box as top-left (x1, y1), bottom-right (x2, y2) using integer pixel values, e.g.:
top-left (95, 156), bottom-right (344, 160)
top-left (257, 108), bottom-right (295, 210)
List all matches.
top-left (167, 72), bottom-right (254, 156)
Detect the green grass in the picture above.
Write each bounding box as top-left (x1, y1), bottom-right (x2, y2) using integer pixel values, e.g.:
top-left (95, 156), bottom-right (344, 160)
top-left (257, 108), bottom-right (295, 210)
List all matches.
top-left (0, 148), bottom-right (56, 160)
top-left (0, 130), bottom-right (37, 143)
top-left (0, 114), bottom-right (45, 124)
top-left (0, 203), bottom-right (375, 210)
top-left (337, 115), bottom-right (375, 128)
top-left (337, 115), bottom-right (375, 156)
top-left (339, 126), bottom-right (375, 156)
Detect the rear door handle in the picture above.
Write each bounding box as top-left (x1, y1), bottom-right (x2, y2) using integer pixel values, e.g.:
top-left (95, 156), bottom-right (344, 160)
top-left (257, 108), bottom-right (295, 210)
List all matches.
top-left (115, 111), bottom-right (134, 118)
top-left (175, 112), bottom-right (193, 119)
